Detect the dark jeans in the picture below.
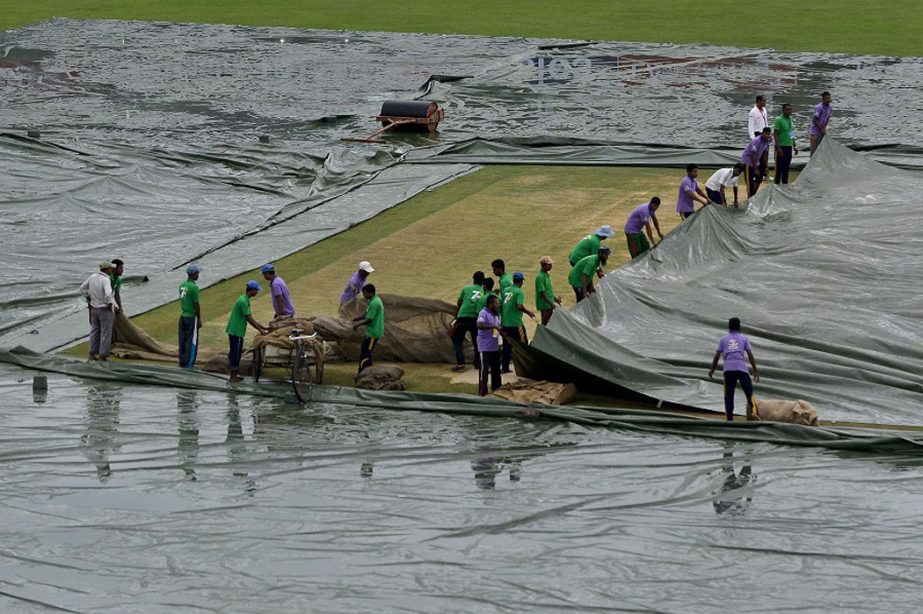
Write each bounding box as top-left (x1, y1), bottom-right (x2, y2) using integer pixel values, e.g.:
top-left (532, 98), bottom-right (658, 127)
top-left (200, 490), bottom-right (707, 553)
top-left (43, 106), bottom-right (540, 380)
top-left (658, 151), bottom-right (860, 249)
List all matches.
top-left (478, 350), bottom-right (501, 396)
top-left (706, 187), bottom-right (723, 204)
top-left (775, 146), bottom-right (792, 184)
top-left (228, 335), bottom-right (244, 372)
top-left (540, 308), bottom-right (554, 326)
top-left (451, 316), bottom-right (479, 368)
top-left (359, 336), bottom-right (379, 373)
top-left (573, 285), bottom-right (592, 302)
top-left (745, 164), bottom-right (763, 197)
top-left (723, 370), bottom-right (755, 421)
top-left (178, 316), bottom-right (197, 368)
top-left (501, 325), bottom-right (528, 371)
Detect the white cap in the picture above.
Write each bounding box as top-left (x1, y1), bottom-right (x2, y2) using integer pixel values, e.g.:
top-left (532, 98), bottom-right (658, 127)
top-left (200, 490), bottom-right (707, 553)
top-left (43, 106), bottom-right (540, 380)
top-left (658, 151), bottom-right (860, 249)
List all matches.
top-left (359, 261), bottom-right (375, 273)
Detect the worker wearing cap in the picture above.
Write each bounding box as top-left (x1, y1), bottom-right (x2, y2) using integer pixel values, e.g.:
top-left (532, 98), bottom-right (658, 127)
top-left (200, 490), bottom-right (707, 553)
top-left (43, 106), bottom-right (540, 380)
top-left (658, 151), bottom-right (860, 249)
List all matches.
top-left (535, 256), bottom-right (561, 325)
top-left (352, 283), bottom-right (384, 373)
top-left (568, 225), bottom-right (615, 267)
top-left (340, 261), bottom-right (374, 307)
top-left (261, 263), bottom-right (295, 320)
top-left (500, 272), bottom-right (536, 373)
top-left (567, 246), bottom-right (611, 302)
top-left (178, 264), bottom-right (202, 368)
top-left (226, 280), bottom-right (268, 383)
top-left (78, 261), bottom-right (119, 361)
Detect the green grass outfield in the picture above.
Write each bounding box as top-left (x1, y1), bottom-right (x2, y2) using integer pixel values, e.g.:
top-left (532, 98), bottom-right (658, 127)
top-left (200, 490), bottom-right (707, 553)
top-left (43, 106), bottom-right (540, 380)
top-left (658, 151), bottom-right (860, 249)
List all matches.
top-left (3, 0), bottom-right (921, 56)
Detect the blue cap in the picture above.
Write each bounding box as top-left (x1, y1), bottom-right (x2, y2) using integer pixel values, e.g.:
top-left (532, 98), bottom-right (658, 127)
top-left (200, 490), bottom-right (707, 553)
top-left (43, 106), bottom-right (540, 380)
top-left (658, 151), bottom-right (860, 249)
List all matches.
top-left (186, 264), bottom-right (201, 275)
top-left (260, 263), bottom-right (274, 274)
top-left (512, 271), bottom-right (525, 281)
top-left (246, 280), bottom-right (262, 291)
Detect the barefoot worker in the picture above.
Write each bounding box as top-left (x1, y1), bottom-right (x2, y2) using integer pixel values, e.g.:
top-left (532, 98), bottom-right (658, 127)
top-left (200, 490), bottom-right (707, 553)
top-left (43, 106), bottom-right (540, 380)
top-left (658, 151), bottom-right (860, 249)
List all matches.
top-left (708, 317), bottom-right (761, 421)
top-left (226, 280), bottom-right (268, 383)
top-left (705, 164), bottom-right (744, 207)
top-left (452, 271), bottom-right (486, 372)
top-left (568, 225), bottom-right (615, 267)
top-left (624, 197), bottom-right (664, 259)
top-left (535, 256), bottom-right (561, 326)
top-left (568, 246), bottom-right (611, 302)
top-left (500, 272), bottom-right (536, 373)
top-left (676, 164), bottom-right (710, 220)
top-left (352, 283), bottom-right (384, 373)
top-left (178, 264), bottom-right (202, 369)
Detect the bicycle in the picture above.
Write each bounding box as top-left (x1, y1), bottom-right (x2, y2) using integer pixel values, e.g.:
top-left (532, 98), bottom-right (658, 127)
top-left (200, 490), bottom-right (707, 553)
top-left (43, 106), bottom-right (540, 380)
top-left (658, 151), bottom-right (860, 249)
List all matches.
top-left (289, 329), bottom-right (323, 403)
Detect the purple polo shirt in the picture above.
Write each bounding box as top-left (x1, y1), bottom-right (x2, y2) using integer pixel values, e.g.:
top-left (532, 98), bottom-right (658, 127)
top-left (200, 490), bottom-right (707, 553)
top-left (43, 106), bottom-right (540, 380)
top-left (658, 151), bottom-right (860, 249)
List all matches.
top-left (476, 307), bottom-right (501, 352)
top-left (625, 203), bottom-right (653, 234)
top-left (811, 102), bottom-right (832, 137)
top-left (339, 271), bottom-right (363, 306)
top-left (676, 176), bottom-right (698, 214)
top-left (742, 136), bottom-right (770, 167)
top-left (271, 276), bottom-right (295, 317)
top-left (717, 332), bottom-right (752, 373)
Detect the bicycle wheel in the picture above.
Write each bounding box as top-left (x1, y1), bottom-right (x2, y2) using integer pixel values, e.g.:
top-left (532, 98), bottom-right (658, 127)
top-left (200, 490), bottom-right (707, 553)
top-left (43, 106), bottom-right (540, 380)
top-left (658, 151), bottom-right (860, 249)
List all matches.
top-left (290, 348), bottom-right (313, 403)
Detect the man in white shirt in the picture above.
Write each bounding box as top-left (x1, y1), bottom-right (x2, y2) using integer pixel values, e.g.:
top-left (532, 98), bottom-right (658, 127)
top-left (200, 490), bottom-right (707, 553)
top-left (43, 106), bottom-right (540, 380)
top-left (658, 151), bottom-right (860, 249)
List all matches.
top-left (705, 164), bottom-right (744, 206)
top-left (747, 95), bottom-right (771, 182)
top-left (78, 261), bottom-right (118, 361)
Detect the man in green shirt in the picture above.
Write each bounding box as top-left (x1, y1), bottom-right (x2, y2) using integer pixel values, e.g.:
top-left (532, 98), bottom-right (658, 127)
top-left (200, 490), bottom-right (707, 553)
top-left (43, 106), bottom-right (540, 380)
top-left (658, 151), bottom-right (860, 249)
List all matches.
top-left (491, 259), bottom-right (513, 295)
top-left (567, 246), bottom-right (611, 302)
top-left (452, 271), bottom-right (485, 372)
top-left (773, 103), bottom-right (798, 185)
top-left (178, 264), bottom-right (202, 368)
top-left (226, 280), bottom-right (268, 383)
top-left (476, 278), bottom-right (497, 312)
top-left (352, 283), bottom-right (384, 373)
top-left (568, 225), bottom-right (614, 267)
top-left (500, 272), bottom-right (536, 373)
top-left (535, 255), bottom-right (562, 325)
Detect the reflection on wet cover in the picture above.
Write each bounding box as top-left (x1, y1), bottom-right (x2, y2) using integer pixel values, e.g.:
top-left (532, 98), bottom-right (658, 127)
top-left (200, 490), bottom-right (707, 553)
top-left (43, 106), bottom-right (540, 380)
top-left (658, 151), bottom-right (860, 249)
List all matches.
top-left (712, 444), bottom-right (755, 517)
top-left (177, 390), bottom-right (200, 481)
top-left (80, 384), bottom-right (122, 482)
top-left (472, 456), bottom-right (525, 490)
top-left (227, 395), bottom-right (256, 492)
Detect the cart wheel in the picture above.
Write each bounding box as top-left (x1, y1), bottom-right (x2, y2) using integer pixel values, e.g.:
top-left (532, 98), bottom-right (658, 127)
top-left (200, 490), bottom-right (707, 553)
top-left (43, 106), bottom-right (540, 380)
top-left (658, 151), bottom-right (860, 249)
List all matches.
top-left (291, 350), bottom-right (313, 403)
top-left (252, 346), bottom-right (263, 383)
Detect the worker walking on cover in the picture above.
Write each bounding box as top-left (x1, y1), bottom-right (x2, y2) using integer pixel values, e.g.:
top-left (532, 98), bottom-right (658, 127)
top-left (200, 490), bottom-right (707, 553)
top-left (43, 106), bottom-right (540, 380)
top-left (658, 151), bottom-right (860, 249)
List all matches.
top-left (500, 272), bottom-right (536, 373)
top-left (476, 294), bottom-right (503, 396)
top-left (568, 246), bottom-right (611, 302)
top-left (810, 91), bottom-right (833, 155)
top-left (340, 261), bottom-right (374, 306)
top-left (742, 128), bottom-right (773, 197)
top-left (676, 164), bottom-right (711, 219)
top-left (452, 271), bottom-right (486, 372)
top-left (568, 225), bottom-right (615, 267)
top-left (705, 164), bottom-right (744, 207)
top-left (261, 263), bottom-right (295, 320)
top-left (535, 256), bottom-right (561, 326)
top-left (708, 317), bottom-right (761, 421)
top-left (79, 261), bottom-right (119, 361)
top-left (773, 103), bottom-right (798, 185)
top-left (178, 264), bottom-right (202, 368)
top-left (226, 280), bottom-right (268, 383)
top-left (352, 283), bottom-right (384, 373)
top-left (624, 197), bottom-right (664, 258)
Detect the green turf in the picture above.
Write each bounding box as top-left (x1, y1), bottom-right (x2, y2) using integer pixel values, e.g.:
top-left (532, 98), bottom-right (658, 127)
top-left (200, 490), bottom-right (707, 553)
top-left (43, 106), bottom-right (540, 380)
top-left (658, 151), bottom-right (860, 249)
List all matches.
top-left (3, 1), bottom-right (921, 56)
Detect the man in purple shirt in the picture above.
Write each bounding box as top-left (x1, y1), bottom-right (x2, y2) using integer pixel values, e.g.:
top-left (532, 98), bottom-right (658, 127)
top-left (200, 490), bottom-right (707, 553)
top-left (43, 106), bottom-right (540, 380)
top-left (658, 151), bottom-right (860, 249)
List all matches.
top-left (676, 164), bottom-right (710, 220)
top-left (476, 294), bottom-right (503, 396)
top-left (742, 128), bottom-right (773, 198)
top-left (810, 91), bottom-right (833, 155)
top-left (339, 260), bottom-right (374, 306)
top-left (261, 263), bottom-right (295, 320)
top-left (708, 317), bottom-right (761, 421)
top-left (624, 197), bottom-right (664, 258)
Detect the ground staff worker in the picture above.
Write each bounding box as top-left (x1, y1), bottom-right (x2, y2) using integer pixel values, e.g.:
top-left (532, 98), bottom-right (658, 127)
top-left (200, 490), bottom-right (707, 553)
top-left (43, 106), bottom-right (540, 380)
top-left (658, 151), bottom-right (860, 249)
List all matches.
top-left (568, 226), bottom-right (614, 267)
top-left (742, 128), bottom-right (772, 197)
top-left (708, 317), bottom-right (761, 421)
top-left (352, 283), bottom-right (384, 373)
top-left (178, 264), bottom-right (202, 368)
top-left (773, 103), bottom-right (798, 185)
top-left (568, 246), bottom-right (610, 302)
top-left (624, 197), bottom-right (663, 259)
top-left (226, 280), bottom-right (268, 383)
top-left (535, 256), bottom-right (561, 326)
top-left (500, 272), bottom-right (535, 373)
top-left (79, 261), bottom-right (118, 361)
top-left (452, 271), bottom-right (485, 372)
top-left (476, 294), bottom-right (503, 396)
